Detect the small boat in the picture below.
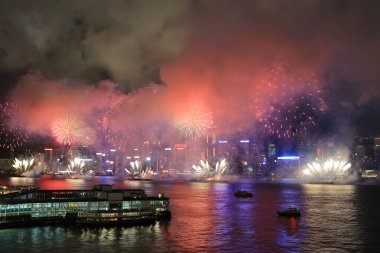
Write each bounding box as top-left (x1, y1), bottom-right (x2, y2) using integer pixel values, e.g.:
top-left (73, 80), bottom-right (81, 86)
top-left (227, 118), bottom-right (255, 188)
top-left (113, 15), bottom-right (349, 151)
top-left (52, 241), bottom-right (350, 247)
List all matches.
top-left (234, 190), bottom-right (253, 198)
top-left (277, 207), bottom-right (301, 217)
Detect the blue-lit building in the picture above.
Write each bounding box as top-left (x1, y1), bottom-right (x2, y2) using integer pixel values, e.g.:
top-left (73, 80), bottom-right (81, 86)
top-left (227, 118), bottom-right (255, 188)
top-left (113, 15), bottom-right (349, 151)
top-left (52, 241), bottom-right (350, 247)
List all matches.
top-left (275, 156), bottom-right (301, 179)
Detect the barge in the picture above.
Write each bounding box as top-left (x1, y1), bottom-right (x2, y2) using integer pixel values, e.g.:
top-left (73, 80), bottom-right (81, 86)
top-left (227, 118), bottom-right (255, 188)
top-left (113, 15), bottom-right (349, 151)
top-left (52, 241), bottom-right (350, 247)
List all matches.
top-left (0, 184), bottom-right (170, 228)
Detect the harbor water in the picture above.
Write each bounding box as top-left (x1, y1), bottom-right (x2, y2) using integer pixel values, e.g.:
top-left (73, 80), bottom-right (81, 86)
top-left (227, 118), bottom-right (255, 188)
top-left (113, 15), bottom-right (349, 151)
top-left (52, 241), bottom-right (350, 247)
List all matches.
top-left (0, 176), bottom-right (379, 252)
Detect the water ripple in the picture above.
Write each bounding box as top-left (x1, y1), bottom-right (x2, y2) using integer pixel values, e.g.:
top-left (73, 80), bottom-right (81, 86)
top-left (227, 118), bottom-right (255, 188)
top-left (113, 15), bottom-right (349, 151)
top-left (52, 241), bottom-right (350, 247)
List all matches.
top-left (0, 178), bottom-right (379, 252)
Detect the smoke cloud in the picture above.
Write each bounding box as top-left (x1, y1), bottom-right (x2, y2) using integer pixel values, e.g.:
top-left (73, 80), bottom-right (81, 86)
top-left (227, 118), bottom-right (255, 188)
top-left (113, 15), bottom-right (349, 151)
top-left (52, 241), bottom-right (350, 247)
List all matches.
top-left (0, 0), bottom-right (197, 90)
top-left (1, 0), bottom-right (380, 149)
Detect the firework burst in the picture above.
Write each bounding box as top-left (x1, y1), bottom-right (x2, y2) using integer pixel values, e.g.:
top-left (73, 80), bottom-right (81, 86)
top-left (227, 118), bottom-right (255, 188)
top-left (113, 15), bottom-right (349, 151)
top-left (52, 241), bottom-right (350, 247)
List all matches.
top-left (68, 158), bottom-right (86, 174)
top-left (177, 104), bottom-right (213, 139)
top-left (52, 115), bottom-right (96, 146)
top-left (79, 127), bottom-right (97, 146)
top-left (214, 159), bottom-right (228, 176)
top-left (302, 158), bottom-right (351, 183)
top-left (192, 160), bottom-right (212, 177)
top-left (192, 159), bottom-right (228, 178)
top-left (125, 160), bottom-right (152, 178)
top-left (254, 64), bottom-right (324, 138)
top-left (12, 157), bottom-right (34, 172)
top-left (0, 102), bottom-right (29, 149)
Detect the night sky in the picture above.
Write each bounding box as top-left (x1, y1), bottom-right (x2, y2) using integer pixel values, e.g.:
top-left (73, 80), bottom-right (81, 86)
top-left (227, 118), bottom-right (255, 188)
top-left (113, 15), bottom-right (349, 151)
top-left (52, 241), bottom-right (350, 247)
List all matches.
top-left (1, 0), bottom-right (380, 153)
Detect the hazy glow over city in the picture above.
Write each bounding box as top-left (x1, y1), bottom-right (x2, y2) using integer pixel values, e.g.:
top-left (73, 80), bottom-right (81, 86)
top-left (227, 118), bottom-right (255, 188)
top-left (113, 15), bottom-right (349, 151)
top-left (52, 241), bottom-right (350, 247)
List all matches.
top-left (0, 0), bottom-right (378, 181)
top-left (0, 1), bottom-right (379, 153)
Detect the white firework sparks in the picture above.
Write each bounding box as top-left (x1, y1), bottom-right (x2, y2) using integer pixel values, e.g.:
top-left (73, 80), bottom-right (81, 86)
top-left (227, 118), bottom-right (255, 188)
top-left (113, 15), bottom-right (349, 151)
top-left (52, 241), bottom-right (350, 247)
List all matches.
top-left (302, 158), bottom-right (351, 182)
top-left (192, 159), bottom-right (228, 178)
top-left (52, 115), bottom-right (96, 146)
top-left (192, 160), bottom-right (212, 177)
top-left (68, 158), bottom-right (85, 174)
top-left (12, 157), bottom-right (34, 172)
top-left (125, 160), bottom-right (152, 177)
top-left (177, 104), bottom-right (214, 139)
top-left (215, 159), bottom-right (228, 176)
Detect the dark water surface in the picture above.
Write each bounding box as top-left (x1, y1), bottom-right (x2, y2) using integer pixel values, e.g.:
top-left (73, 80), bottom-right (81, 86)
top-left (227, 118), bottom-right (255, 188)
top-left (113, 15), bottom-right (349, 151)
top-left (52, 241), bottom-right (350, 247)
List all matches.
top-left (0, 177), bottom-right (379, 252)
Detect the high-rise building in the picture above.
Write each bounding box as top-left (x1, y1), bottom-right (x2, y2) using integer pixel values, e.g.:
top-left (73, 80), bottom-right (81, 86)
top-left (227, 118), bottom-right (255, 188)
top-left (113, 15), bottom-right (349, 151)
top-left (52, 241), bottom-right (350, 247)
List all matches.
top-left (34, 153), bottom-right (45, 172)
top-left (173, 144), bottom-right (188, 174)
top-left (239, 139), bottom-right (250, 155)
top-left (355, 145), bottom-right (365, 158)
top-left (44, 148), bottom-right (53, 171)
top-left (374, 137), bottom-right (380, 157)
top-left (268, 144), bottom-right (276, 157)
top-left (297, 141), bottom-right (307, 158)
top-left (276, 156), bottom-right (300, 179)
top-left (216, 139), bottom-right (230, 160)
top-left (160, 146), bottom-right (173, 174)
top-left (142, 141), bottom-right (151, 159)
top-left (252, 143), bottom-right (260, 157)
top-left (205, 129), bottom-right (217, 161)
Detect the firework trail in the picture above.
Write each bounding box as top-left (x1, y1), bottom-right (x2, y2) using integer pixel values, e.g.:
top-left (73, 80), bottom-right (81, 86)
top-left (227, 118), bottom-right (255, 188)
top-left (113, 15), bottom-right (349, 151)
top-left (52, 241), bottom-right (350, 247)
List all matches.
top-left (0, 102), bottom-right (29, 149)
top-left (254, 64), bottom-right (324, 138)
top-left (100, 110), bottom-right (133, 150)
top-left (177, 103), bottom-right (213, 139)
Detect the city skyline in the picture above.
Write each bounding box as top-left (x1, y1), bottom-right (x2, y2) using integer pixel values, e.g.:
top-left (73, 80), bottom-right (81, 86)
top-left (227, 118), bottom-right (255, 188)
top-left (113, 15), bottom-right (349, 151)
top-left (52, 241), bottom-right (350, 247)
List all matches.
top-left (2, 132), bottom-right (377, 180)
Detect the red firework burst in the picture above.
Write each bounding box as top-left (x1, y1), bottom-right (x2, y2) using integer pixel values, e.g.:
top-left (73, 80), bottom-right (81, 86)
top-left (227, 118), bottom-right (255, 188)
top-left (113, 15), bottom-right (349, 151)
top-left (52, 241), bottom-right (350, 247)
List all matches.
top-left (254, 64), bottom-right (324, 138)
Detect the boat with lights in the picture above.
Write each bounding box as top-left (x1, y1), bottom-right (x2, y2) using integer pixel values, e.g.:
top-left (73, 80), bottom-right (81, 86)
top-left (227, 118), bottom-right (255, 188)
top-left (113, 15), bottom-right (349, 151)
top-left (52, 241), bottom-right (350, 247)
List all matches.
top-left (277, 207), bottom-right (301, 217)
top-left (234, 190), bottom-right (253, 198)
top-left (0, 184), bottom-right (170, 228)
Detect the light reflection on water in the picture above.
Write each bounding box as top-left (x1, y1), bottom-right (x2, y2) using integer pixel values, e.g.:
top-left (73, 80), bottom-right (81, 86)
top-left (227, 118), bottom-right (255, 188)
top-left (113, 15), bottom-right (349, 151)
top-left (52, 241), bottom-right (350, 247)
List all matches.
top-left (0, 177), bottom-right (378, 252)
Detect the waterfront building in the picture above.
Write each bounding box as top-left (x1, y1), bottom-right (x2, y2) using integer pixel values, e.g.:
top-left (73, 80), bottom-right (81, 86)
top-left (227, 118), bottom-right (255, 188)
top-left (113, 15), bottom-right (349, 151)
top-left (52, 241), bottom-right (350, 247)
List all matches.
top-left (275, 156), bottom-right (301, 179)
top-left (0, 185), bottom-right (170, 228)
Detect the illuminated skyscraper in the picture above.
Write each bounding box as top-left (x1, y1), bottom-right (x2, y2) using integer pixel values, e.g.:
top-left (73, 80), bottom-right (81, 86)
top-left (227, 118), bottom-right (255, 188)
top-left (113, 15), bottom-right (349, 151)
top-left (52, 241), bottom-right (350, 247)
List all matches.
top-left (268, 144), bottom-right (276, 156)
top-left (374, 137), bottom-right (380, 157)
top-left (173, 144), bottom-right (188, 174)
top-left (239, 139), bottom-right (250, 155)
top-left (276, 156), bottom-right (300, 179)
top-left (205, 128), bottom-right (217, 162)
top-left (216, 139), bottom-right (230, 160)
top-left (143, 141), bottom-right (151, 159)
